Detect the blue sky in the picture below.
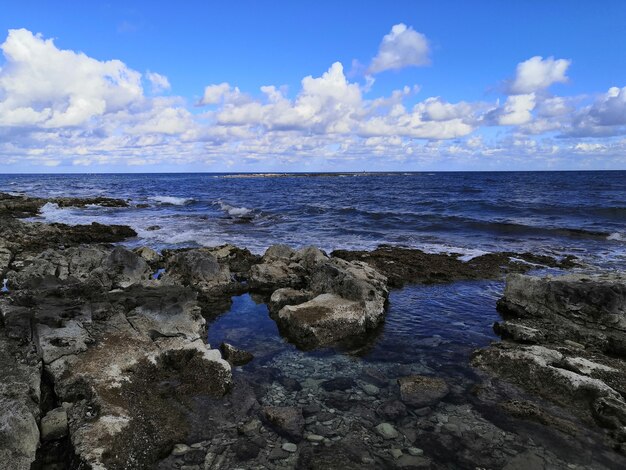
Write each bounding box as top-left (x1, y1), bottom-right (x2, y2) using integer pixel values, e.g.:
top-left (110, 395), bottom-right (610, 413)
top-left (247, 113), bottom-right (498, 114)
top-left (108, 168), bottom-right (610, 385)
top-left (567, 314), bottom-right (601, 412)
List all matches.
top-left (1, 1), bottom-right (625, 172)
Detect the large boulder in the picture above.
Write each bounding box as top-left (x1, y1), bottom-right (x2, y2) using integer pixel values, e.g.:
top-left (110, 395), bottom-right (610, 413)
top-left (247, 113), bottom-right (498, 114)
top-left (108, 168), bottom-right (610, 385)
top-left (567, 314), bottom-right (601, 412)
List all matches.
top-left (163, 249), bottom-right (234, 294)
top-left (497, 273), bottom-right (626, 354)
top-left (268, 248), bottom-right (388, 349)
top-left (276, 293), bottom-right (381, 350)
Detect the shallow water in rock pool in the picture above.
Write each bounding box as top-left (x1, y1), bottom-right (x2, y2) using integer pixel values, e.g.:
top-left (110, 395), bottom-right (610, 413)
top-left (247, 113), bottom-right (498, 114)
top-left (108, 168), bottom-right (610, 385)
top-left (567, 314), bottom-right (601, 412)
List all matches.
top-left (198, 281), bottom-right (626, 469)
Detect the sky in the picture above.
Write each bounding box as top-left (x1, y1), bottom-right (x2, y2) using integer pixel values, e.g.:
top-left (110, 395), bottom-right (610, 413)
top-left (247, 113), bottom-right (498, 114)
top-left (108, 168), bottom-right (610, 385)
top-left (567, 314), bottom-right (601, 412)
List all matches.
top-left (1, 0), bottom-right (625, 173)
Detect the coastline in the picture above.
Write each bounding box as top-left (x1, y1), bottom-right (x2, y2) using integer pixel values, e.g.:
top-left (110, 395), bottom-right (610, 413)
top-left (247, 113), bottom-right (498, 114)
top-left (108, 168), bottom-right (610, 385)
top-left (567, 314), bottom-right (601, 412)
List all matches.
top-left (1, 191), bottom-right (625, 469)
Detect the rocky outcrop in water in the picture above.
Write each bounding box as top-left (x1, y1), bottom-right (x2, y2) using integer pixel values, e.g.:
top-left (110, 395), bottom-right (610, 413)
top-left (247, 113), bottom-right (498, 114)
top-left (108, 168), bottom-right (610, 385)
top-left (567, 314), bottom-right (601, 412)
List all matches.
top-left (251, 245), bottom-right (389, 349)
top-left (473, 273), bottom-right (626, 454)
top-left (332, 245), bottom-right (578, 287)
top-left (0, 191), bottom-right (128, 217)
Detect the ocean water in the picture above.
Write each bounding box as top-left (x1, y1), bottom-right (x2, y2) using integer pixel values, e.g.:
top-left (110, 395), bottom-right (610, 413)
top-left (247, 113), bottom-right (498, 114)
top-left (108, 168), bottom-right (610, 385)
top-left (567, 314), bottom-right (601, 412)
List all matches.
top-left (3, 171), bottom-right (625, 466)
top-left (1, 171), bottom-right (624, 269)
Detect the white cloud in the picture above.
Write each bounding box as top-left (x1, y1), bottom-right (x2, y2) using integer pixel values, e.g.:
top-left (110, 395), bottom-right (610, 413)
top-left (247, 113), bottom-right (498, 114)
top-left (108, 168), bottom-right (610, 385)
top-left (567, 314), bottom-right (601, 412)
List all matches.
top-left (567, 86), bottom-right (626, 137)
top-left (497, 93), bottom-right (536, 125)
top-left (0, 28), bottom-right (143, 128)
top-left (200, 82), bottom-right (232, 105)
top-left (146, 71), bottom-right (171, 93)
top-left (368, 24), bottom-right (430, 74)
top-left (509, 56), bottom-right (570, 94)
top-left (0, 28), bottom-right (624, 171)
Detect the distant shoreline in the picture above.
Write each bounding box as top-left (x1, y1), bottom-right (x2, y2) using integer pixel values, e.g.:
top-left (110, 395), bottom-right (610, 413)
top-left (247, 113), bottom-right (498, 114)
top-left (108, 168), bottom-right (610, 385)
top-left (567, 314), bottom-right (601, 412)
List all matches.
top-left (1, 169), bottom-right (625, 177)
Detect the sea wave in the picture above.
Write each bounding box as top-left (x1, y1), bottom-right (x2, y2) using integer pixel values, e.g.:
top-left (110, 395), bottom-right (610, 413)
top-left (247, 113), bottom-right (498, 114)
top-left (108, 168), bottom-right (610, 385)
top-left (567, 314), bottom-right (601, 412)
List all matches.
top-left (217, 201), bottom-right (253, 218)
top-left (38, 202), bottom-right (77, 224)
top-left (607, 232), bottom-right (624, 241)
top-left (149, 196), bottom-right (194, 206)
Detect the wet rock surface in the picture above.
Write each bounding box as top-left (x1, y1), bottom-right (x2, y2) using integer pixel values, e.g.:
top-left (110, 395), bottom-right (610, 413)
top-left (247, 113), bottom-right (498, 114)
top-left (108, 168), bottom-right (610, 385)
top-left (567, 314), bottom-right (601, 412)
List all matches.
top-left (474, 272), bottom-right (626, 456)
top-left (332, 245), bottom-right (578, 287)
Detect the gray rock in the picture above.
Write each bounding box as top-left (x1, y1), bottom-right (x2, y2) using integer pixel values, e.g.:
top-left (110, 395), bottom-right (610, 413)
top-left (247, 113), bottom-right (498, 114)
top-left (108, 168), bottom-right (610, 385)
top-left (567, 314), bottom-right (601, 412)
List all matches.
top-left (220, 342), bottom-right (254, 366)
top-left (375, 422), bottom-right (399, 439)
top-left (0, 336), bottom-right (41, 470)
top-left (282, 442), bottom-right (298, 453)
top-left (498, 273), bottom-right (626, 354)
top-left (164, 249), bottom-right (233, 293)
top-left (40, 407), bottom-right (68, 441)
top-left (268, 288), bottom-right (314, 313)
top-left (134, 246), bottom-right (161, 264)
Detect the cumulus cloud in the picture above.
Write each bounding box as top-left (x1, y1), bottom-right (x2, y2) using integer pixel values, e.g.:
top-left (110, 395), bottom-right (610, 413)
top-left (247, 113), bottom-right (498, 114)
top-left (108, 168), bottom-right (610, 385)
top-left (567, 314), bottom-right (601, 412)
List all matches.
top-left (0, 28), bottom-right (143, 128)
top-left (568, 86), bottom-right (626, 136)
top-left (509, 56), bottom-right (571, 94)
top-left (146, 71), bottom-right (171, 93)
top-left (1, 28), bottom-right (624, 171)
top-left (201, 62), bottom-right (479, 139)
top-left (368, 24), bottom-right (430, 74)
top-left (497, 93), bottom-right (536, 125)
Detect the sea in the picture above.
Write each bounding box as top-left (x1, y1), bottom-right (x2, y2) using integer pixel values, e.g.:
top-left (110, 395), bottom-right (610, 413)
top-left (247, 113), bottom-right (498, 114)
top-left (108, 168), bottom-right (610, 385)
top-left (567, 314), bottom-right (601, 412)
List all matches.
top-left (1, 171), bottom-right (625, 466)
top-left (0, 171), bottom-right (624, 269)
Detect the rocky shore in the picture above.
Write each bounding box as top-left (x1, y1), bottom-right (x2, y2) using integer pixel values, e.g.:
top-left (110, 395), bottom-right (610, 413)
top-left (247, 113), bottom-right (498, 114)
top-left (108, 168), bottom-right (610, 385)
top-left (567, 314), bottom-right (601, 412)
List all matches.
top-left (0, 191), bottom-right (624, 469)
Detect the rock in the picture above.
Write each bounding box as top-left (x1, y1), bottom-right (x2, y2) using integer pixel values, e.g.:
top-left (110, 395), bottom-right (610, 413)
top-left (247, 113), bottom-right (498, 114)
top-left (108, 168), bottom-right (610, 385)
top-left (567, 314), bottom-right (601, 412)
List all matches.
top-left (268, 288), bottom-right (314, 313)
top-left (262, 406), bottom-right (305, 441)
top-left (398, 375), bottom-right (450, 408)
top-left (361, 383), bottom-right (379, 395)
top-left (493, 321), bottom-right (545, 343)
top-left (268, 447), bottom-right (289, 461)
top-left (277, 376), bottom-right (302, 392)
top-left (276, 294), bottom-right (381, 349)
top-left (321, 377), bottom-right (356, 392)
top-left (0, 336), bottom-right (41, 470)
top-left (220, 342), bottom-right (254, 366)
top-left (282, 442), bottom-right (298, 453)
top-left (306, 434), bottom-right (324, 442)
top-left (361, 367), bottom-right (389, 387)
top-left (395, 455), bottom-right (432, 468)
top-left (390, 448), bottom-right (403, 459)
top-left (232, 439), bottom-right (261, 461)
top-left (376, 400), bottom-right (407, 421)
top-left (497, 273), bottom-right (626, 354)
top-left (264, 244), bottom-right (296, 260)
top-left (134, 246), bottom-right (161, 264)
top-left (249, 261), bottom-right (304, 291)
top-left (503, 451), bottom-right (547, 470)
top-left (475, 271), bottom-right (626, 457)
top-left (40, 407), bottom-right (68, 441)
top-left (408, 447), bottom-right (424, 456)
top-left (473, 344), bottom-right (626, 430)
top-left (332, 246), bottom-right (576, 288)
top-left (172, 443), bottom-right (191, 456)
top-left (164, 249), bottom-right (233, 293)
top-left (238, 418), bottom-right (261, 436)
top-left (375, 422), bottom-right (399, 439)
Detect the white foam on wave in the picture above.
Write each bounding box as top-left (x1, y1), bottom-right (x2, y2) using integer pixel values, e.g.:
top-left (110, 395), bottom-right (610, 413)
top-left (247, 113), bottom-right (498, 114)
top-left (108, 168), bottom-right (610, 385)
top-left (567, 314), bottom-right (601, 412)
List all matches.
top-left (39, 202), bottom-right (76, 223)
top-left (418, 243), bottom-right (490, 261)
top-left (218, 201), bottom-right (253, 217)
top-left (149, 196), bottom-right (194, 206)
top-left (608, 232), bottom-right (624, 241)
